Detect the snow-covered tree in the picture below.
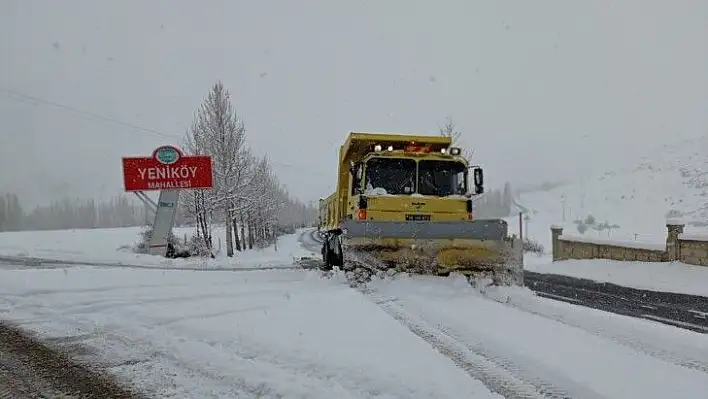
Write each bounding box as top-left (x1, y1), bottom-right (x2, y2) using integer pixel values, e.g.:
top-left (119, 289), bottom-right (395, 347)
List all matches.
top-left (184, 81), bottom-right (254, 256)
top-left (177, 81), bottom-right (325, 257)
top-left (183, 116), bottom-right (216, 253)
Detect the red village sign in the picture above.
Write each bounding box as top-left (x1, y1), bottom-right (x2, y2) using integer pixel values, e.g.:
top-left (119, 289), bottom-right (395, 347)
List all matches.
top-left (122, 145), bottom-right (213, 191)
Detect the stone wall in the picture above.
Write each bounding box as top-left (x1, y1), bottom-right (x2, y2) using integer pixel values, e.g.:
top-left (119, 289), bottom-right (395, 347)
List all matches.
top-left (551, 222), bottom-right (708, 267)
top-left (677, 235), bottom-right (708, 266)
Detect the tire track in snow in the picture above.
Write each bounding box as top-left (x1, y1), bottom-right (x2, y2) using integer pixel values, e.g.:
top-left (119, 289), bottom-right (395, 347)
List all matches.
top-left (330, 252), bottom-right (578, 397)
top-left (484, 289), bottom-right (708, 375)
top-left (9, 278), bottom-right (335, 327)
top-left (7, 279), bottom-right (242, 297)
top-left (19, 291), bottom-right (359, 398)
top-left (360, 287), bottom-right (594, 399)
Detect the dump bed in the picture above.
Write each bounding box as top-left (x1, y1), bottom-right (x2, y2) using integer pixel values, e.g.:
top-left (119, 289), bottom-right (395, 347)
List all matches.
top-left (339, 132), bottom-right (452, 165)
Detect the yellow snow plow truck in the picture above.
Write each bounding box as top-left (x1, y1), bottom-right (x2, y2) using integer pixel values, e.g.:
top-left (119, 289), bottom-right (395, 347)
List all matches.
top-left (318, 132), bottom-right (523, 285)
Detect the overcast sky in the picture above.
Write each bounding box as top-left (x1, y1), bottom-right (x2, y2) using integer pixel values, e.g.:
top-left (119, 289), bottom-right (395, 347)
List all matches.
top-left (2, 0), bottom-right (707, 207)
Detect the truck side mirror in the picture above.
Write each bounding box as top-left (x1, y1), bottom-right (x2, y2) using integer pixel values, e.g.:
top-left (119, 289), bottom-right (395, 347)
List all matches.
top-left (350, 164), bottom-right (364, 194)
top-left (472, 167), bottom-right (484, 194)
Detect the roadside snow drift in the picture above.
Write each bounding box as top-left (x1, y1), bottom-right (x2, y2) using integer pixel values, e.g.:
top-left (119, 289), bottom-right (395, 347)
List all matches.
top-left (0, 226), bottom-right (315, 269)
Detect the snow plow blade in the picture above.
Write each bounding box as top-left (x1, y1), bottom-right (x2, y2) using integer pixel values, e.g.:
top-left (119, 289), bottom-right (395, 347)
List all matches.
top-left (338, 219), bottom-right (524, 285)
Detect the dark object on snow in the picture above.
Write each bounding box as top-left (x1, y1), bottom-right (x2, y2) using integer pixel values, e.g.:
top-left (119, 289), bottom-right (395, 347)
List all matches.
top-left (165, 243), bottom-right (191, 259)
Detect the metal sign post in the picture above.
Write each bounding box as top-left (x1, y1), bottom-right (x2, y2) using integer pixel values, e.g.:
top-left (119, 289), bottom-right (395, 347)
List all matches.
top-left (122, 145), bottom-right (213, 257)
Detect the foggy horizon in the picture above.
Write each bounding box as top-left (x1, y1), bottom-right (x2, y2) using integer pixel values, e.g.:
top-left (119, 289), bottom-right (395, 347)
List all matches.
top-left (2, 0), bottom-right (707, 208)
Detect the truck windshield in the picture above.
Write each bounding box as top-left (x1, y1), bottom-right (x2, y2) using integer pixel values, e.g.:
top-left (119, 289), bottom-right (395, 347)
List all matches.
top-left (365, 157), bottom-right (417, 195)
top-left (418, 160), bottom-right (467, 196)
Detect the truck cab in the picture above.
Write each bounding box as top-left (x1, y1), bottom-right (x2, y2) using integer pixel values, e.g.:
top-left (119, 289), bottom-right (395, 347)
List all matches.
top-left (345, 142), bottom-right (484, 224)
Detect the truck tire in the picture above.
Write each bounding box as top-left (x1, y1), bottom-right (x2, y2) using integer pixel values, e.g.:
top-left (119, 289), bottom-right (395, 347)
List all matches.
top-left (321, 242), bottom-right (332, 270)
top-left (322, 234), bottom-right (344, 270)
top-left (329, 235), bottom-right (344, 267)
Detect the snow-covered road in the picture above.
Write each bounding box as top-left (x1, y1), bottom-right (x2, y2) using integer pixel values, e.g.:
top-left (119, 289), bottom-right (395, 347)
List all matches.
top-left (0, 267), bottom-right (501, 398)
top-left (0, 228), bottom-right (706, 398)
top-left (366, 275), bottom-right (708, 398)
top-left (304, 228), bottom-right (708, 398)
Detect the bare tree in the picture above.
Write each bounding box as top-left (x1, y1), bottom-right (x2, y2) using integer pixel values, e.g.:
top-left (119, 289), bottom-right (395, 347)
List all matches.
top-left (438, 116), bottom-right (474, 161)
top-left (177, 81), bottom-right (326, 256)
top-left (183, 118), bottom-right (214, 252)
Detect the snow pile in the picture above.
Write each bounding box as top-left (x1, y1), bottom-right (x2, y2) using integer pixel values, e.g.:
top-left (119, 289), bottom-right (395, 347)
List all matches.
top-left (0, 226), bottom-right (316, 269)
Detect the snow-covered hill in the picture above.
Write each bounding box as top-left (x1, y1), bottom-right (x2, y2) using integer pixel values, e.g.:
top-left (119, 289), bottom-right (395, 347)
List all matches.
top-left (515, 135), bottom-right (708, 251)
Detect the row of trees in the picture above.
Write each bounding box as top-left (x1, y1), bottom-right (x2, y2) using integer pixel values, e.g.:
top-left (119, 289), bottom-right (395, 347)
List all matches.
top-left (179, 81), bottom-right (317, 256)
top-left (0, 194), bottom-right (23, 231)
top-left (0, 193), bottom-right (151, 232)
top-left (474, 183), bottom-right (516, 218)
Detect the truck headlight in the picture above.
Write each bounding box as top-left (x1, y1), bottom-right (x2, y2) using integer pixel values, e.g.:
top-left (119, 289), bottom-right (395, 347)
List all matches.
top-left (374, 144), bottom-right (382, 152)
top-left (450, 147), bottom-right (461, 155)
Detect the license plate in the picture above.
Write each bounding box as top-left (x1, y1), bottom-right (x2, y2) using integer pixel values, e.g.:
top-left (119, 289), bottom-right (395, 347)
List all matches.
top-left (406, 214), bottom-right (430, 221)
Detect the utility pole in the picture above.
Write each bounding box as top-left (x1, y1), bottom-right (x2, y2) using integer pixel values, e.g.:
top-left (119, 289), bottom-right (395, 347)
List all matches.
top-left (561, 194), bottom-right (567, 222)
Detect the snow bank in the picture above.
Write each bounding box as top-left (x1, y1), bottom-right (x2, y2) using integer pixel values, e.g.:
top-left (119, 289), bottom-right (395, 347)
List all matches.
top-left (0, 226), bottom-right (316, 269)
top-left (527, 259), bottom-right (708, 297)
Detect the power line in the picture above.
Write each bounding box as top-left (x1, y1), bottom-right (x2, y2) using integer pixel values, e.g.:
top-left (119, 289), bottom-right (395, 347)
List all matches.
top-left (0, 86), bottom-right (180, 139)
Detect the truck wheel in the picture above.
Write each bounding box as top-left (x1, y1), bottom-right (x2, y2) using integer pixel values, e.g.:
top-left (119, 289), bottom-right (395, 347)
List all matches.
top-left (330, 235), bottom-right (344, 267)
top-left (322, 240), bottom-right (334, 271)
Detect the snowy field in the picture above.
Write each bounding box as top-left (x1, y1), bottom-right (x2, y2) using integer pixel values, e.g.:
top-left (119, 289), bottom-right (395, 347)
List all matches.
top-left (514, 136), bottom-right (708, 250)
top-left (1, 261), bottom-right (706, 398)
top-left (498, 135), bottom-right (708, 296)
top-left (0, 225), bottom-right (313, 269)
